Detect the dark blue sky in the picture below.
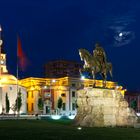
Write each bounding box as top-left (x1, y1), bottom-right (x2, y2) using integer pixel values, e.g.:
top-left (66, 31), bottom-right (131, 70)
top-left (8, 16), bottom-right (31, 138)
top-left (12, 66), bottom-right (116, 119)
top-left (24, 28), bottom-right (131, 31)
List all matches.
top-left (0, 0), bottom-right (140, 90)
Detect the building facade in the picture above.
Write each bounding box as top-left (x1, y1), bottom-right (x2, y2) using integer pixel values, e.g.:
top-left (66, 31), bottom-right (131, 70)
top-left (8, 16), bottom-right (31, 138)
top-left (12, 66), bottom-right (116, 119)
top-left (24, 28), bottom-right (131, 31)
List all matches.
top-left (0, 28), bottom-right (126, 116)
top-left (1, 53), bottom-right (8, 74)
top-left (45, 60), bottom-right (82, 78)
top-left (0, 74), bottom-right (27, 114)
top-left (19, 77), bottom-right (123, 115)
top-left (0, 33), bottom-right (27, 114)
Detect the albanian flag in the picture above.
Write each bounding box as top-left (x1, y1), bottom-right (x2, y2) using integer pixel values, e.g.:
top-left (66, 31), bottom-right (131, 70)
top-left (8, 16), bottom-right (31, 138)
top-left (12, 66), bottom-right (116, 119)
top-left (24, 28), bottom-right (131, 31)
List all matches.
top-left (17, 36), bottom-right (27, 71)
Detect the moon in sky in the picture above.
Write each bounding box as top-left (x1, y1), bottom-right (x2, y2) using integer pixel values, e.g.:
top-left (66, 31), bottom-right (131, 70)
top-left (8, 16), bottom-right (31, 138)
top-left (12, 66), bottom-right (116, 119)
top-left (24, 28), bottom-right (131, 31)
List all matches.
top-left (119, 32), bottom-right (123, 37)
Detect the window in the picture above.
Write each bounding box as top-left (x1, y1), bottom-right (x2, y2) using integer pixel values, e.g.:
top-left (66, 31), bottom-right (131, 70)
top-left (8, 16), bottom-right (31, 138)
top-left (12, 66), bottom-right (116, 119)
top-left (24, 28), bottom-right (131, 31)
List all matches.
top-left (61, 93), bottom-right (65, 97)
top-left (9, 87), bottom-right (12, 90)
top-left (72, 83), bottom-right (76, 87)
top-left (62, 103), bottom-right (66, 110)
top-left (31, 103), bottom-right (34, 111)
top-left (62, 81), bottom-right (66, 85)
top-left (44, 93), bottom-right (51, 98)
top-left (72, 103), bottom-right (75, 110)
top-left (72, 91), bottom-right (75, 97)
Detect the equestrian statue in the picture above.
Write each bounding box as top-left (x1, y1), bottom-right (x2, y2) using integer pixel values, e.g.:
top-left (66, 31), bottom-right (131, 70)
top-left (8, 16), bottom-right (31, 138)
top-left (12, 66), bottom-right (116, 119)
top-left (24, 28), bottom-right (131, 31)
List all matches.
top-left (79, 43), bottom-right (112, 87)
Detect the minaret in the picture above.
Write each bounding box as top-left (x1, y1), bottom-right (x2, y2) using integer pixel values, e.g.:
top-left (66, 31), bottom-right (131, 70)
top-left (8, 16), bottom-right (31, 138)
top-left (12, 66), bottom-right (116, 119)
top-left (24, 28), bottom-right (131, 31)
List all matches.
top-left (0, 26), bottom-right (8, 74)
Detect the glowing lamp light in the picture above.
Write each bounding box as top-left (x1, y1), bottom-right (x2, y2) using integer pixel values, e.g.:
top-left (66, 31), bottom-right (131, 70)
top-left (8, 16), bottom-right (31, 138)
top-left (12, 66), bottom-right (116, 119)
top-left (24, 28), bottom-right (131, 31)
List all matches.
top-left (77, 127), bottom-right (82, 130)
top-left (51, 115), bottom-right (61, 120)
top-left (43, 85), bottom-right (48, 89)
top-left (81, 75), bottom-right (85, 80)
top-left (115, 86), bottom-right (119, 89)
top-left (136, 113), bottom-right (140, 117)
top-left (52, 79), bottom-right (56, 83)
top-left (68, 115), bottom-right (75, 120)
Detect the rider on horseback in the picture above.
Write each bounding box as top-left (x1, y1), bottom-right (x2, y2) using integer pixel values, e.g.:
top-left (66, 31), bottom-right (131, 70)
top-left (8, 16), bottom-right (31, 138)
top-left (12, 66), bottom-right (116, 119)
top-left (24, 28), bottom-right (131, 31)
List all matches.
top-left (79, 43), bottom-right (112, 87)
top-left (93, 43), bottom-right (107, 70)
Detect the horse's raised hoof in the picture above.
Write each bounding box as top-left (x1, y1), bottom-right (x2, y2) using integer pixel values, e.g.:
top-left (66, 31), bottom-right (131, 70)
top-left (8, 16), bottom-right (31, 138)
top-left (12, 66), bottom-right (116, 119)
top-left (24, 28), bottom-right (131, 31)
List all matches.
top-left (103, 83), bottom-right (106, 88)
top-left (92, 83), bottom-right (96, 88)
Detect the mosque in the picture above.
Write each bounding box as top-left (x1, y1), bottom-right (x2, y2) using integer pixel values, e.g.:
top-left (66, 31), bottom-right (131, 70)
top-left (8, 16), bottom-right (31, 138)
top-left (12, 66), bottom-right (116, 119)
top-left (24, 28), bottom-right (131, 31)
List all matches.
top-left (0, 31), bottom-right (26, 114)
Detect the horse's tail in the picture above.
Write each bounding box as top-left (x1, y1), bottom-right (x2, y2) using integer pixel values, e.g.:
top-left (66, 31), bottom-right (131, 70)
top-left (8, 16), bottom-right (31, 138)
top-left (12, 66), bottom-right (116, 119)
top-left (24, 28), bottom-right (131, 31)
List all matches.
top-left (109, 63), bottom-right (113, 78)
top-left (107, 63), bottom-right (113, 78)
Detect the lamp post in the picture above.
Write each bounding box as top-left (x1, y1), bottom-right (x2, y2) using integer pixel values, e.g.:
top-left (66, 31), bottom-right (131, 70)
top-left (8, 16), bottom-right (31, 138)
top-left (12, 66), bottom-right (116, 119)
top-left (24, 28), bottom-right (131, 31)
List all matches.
top-left (81, 75), bottom-right (85, 80)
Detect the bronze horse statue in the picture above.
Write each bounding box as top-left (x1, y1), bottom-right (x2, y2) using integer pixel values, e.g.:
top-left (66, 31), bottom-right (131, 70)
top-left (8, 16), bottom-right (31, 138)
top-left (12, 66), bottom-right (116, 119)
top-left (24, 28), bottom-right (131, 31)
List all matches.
top-left (79, 48), bottom-right (112, 86)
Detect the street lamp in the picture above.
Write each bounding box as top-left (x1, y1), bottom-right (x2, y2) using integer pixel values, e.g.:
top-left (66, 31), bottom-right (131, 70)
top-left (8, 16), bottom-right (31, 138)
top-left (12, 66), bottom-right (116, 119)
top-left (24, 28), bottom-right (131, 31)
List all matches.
top-left (81, 75), bottom-right (85, 80)
top-left (52, 79), bottom-right (56, 83)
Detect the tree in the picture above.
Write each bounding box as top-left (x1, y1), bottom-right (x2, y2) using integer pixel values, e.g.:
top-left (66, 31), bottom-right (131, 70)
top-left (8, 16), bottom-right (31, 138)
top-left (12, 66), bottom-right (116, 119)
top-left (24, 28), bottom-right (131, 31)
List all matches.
top-left (11, 104), bottom-right (16, 115)
top-left (57, 97), bottom-right (63, 109)
top-left (15, 90), bottom-right (22, 114)
top-left (5, 93), bottom-right (10, 113)
top-left (131, 100), bottom-right (137, 110)
top-left (38, 97), bottom-right (44, 110)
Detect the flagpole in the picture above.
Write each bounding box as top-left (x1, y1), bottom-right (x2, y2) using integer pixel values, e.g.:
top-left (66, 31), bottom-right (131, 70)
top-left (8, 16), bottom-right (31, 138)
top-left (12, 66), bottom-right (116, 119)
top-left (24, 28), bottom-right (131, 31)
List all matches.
top-left (17, 35), bottom-right (27, 116)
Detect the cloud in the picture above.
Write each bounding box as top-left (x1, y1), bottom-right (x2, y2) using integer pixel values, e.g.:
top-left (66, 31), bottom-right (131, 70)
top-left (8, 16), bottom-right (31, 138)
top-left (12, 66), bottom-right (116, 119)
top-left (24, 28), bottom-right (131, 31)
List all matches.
top-left (114, 31), bottom-right (135, 47)
top-left (113, 31), bottom-right (135, 47)
top-left (104, 13), bottom-right (136, 47)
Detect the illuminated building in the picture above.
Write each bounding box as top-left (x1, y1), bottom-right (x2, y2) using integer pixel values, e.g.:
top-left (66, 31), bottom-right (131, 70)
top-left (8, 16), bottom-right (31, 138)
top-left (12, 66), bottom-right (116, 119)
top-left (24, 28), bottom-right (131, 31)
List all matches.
top-left (45, 60), bottom-right (81, 78)
top-left (19, 77), bottom-right (121, 115)
top-left (0, 51), bottom-right (8, 74)
top-left (0, 74), bottom-right (27, 114)
top-left (0, 28), bottom-right (126, 115)
top-left (0, 28), bottom-right (27, 114)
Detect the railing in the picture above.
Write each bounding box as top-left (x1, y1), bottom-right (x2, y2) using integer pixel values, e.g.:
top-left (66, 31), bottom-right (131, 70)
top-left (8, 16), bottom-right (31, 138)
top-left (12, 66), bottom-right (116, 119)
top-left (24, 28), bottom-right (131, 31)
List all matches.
top-left (0, 114), bottom-right (37, 120)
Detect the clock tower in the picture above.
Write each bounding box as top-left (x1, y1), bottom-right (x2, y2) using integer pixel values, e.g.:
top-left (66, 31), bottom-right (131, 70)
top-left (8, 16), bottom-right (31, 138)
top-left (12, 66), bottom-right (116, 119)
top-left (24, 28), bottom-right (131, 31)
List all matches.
top-left (0, 26), bottom-right (8, 74)
top-left (0, 53), bottom-right (8, 74)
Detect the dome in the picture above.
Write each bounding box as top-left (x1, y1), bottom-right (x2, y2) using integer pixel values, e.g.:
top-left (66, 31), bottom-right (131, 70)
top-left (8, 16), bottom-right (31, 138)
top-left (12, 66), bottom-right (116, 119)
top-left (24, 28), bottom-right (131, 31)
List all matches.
top-left (0, 74), bottom-right (17, 85)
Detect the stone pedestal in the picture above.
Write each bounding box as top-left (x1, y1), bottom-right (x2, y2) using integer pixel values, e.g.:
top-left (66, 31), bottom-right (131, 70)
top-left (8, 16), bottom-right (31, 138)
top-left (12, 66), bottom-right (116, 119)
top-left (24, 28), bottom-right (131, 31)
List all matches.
top-left (74, 88), bottom-right (138, 127)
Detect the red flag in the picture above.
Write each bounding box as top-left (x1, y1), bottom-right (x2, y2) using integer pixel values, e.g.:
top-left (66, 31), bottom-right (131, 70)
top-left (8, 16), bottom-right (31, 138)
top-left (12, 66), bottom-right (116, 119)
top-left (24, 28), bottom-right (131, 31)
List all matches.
top-left (17, 36), bottom-right (27, 71)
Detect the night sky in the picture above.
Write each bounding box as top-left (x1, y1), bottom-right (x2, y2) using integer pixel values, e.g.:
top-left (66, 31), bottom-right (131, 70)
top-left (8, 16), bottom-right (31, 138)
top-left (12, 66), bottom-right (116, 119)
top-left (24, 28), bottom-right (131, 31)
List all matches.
top-left (0, 0), bottom-right (140, 91)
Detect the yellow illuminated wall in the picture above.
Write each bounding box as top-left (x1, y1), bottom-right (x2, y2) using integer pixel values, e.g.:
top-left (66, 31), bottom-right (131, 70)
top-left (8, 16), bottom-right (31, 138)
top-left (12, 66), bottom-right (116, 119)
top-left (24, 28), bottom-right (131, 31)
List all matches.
top-left (19, 77), bottom-right (125, 114)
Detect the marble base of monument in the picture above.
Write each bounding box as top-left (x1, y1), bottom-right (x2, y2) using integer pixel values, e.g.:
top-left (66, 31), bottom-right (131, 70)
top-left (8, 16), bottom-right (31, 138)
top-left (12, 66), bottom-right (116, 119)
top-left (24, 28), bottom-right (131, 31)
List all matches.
top-left (74, 88), bottom-right (138, 127)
